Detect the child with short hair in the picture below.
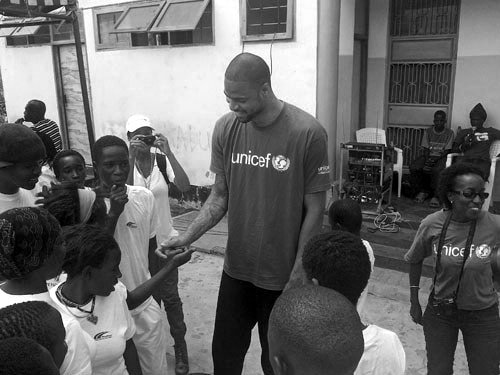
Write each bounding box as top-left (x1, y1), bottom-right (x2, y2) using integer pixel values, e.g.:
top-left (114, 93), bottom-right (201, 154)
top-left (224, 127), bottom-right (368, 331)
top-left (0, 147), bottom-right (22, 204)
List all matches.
top-left (328, 198), bottom-right (375, 314)
top-left (302, 231), bottom-right (406, 375)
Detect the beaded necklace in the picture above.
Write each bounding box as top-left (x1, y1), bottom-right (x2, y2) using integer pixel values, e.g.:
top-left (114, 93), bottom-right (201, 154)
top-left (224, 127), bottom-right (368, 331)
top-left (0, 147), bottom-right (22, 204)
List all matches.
top-left (55, 283), bottom-right (98, 325)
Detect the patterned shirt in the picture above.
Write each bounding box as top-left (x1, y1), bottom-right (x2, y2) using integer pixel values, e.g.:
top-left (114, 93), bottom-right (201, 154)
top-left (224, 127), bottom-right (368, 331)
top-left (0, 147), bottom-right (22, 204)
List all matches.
top-left (34, 118), bottom-right (62, 151)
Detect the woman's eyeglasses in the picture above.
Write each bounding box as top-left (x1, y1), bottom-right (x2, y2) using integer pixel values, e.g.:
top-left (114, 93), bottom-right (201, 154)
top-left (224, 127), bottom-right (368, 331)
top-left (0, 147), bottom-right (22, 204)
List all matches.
top-left (453, 190), bottom-right (489, 200)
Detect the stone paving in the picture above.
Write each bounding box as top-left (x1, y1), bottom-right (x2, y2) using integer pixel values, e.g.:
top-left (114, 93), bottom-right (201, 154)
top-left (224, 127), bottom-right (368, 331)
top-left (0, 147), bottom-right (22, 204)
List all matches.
top-left (165, 252), bottom-right (469, 374)
top-left (167, 210), bottom-right (472, 374)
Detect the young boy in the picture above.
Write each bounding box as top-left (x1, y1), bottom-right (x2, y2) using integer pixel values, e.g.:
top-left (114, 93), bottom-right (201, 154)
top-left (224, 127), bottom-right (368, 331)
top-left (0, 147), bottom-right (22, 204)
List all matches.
top-left (92, 135), bottom-right (168, 375)
top-left (0, 123), bottom-right (46, 213)
top-left (328, 198), bottom-right (375, 315)
top-left (268, 285), bottom-right (364, 375)
top-left (302, 231), bottom-right (406, 375)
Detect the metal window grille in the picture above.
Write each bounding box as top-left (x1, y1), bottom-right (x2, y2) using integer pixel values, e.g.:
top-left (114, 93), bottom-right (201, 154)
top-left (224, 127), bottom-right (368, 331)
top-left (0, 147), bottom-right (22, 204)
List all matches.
top-left (391, 0), bottom-right (459, 37)
top-left (246, 0), bottom-right (288, 35)
top-left (387, 126), bottom-right (426, 167)
top-left (389, 62), bottom-right (452, 105)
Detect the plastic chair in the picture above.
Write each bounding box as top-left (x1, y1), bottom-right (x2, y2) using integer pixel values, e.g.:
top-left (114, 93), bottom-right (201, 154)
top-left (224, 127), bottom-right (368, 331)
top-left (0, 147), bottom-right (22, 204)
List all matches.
top-left (355, 128), bottom-right (404, 197)
top-left (446, 139), bottom-right (500, 210)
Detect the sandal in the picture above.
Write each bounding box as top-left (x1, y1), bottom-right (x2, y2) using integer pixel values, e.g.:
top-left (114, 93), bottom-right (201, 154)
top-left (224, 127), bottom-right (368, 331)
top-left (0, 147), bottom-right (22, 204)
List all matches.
top-left (429, 197), bottom-right (441, 208)
top-left (414, 192), bottom-right (429, 203)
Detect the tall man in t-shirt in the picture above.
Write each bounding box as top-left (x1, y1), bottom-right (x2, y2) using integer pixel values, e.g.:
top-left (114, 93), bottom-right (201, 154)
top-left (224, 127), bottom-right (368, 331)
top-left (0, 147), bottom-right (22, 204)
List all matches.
top-left (159, 52), bottom-right (330, 374)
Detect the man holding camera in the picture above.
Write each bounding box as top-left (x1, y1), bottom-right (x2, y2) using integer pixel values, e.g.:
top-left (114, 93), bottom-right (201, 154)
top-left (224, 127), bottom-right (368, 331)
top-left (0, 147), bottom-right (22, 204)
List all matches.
top-left (126, 114), bottom-right (191, 375)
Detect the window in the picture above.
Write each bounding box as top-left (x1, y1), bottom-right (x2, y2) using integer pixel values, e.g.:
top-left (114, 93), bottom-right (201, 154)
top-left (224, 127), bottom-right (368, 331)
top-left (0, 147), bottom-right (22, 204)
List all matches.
top-left (240, 0), bottom-right (294, 42)
top-left (93, 0), bottom-right (213, 51)
top-left (155, 1), bottom-right (213, 45)
top-left (95, 10), bottom-right (130, 49)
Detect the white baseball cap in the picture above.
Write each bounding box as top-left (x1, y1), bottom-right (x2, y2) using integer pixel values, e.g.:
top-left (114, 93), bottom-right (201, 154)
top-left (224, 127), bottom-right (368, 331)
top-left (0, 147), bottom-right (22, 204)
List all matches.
top-left (126, 114), bottom-right (154, 133)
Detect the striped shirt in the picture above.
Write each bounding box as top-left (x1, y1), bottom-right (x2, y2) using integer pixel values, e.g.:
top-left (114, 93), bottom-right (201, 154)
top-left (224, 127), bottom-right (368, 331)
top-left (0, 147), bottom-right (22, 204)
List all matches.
top-left (34, 118), bottom-right (62, 151)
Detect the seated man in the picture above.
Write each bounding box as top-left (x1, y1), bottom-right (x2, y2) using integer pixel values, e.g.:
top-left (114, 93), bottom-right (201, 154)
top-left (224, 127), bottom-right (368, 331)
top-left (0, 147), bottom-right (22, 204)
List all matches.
top-left (267, 284), bottom-right (364, 375)
top-left (17, 99), bottom-right (62, 152)
top-left (453, 102), bottom-right (500, 180)
top-left (302, 231), bottom-right (406, 375)
top-left (409, 110), bottom-right (454, 208)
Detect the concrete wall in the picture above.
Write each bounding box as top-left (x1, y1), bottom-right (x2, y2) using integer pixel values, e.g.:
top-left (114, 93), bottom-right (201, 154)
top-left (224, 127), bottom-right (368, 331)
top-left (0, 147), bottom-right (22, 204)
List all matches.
top-left (79, 0), bottom-right (318, 185)
top-left (452, 0), bottom-right (500, 131)
top-left (337, 0), bottom-right (355, 146)
top-left (0, 44), bottom-right (60, 124)
top-left (0, 0), bottom-right (318, 186)
top-left (365, 0), bottom-right (389, 129)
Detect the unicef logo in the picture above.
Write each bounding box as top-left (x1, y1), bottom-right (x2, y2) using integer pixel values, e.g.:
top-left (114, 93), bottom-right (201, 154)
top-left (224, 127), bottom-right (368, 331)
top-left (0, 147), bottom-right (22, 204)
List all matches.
top-left (272, 155), bottom-right (290, 172)
top-left (475, 244), bottom-right (491, 259)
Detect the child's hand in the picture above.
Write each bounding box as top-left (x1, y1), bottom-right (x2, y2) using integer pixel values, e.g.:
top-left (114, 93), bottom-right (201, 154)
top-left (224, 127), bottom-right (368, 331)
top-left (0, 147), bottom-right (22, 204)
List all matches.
top-left (160, 246), bottom-right (195, 268)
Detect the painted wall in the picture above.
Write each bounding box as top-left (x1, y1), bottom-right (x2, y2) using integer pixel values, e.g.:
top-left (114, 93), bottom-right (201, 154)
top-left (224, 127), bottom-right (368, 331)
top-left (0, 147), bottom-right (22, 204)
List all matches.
top-left (79, 0), bottom-right (318, 186)
top-left (0, 43), bottom-right (60, 124)
top-left (452, 0), bottom-right (500, 131)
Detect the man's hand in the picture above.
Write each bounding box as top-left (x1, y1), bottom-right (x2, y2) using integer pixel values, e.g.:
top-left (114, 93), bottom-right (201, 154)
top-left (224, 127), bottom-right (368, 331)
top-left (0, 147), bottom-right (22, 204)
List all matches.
top-left (108, 184), bottom-right (128, 217)
top-left (129, 135), bottom-right (150, 159)
top-left (154, 133), bottom-right (172, 156)
top-left (35, 181), bottom-right (79, 206)
top-left (155, 236), bottom-right (189, 259)
top-left (284, 268), bottom-right (306, 292)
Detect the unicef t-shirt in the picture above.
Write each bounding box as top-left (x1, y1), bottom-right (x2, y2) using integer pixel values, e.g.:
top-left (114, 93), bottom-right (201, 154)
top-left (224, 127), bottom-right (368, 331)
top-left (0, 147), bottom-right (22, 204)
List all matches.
top-left (210, 102), bottom-right (330, 290)
top-left (405, 210), bottom-right (500, 310)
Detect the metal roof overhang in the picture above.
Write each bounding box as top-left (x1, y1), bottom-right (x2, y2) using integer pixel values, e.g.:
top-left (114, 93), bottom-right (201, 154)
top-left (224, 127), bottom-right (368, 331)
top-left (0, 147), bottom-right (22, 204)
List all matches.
top-left (0, 0), bottom-right (96, 162)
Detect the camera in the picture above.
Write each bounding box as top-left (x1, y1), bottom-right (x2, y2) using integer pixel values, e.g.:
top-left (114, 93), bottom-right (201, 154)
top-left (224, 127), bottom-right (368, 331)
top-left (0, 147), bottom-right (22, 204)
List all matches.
top-left (138, 135), bottom-right (157, 146)
top-left (431, 297), bottom-right (457, 316)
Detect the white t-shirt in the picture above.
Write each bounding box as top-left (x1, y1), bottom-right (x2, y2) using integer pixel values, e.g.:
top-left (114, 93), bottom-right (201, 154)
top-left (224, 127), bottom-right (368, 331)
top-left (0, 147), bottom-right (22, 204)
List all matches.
top-left (50, 282), bottom-right (136, 375)
top-left (0, 289), bottom-right (94, 375)
top-left (132, 154), bottom-right (178, 242)
top-left (104, 185), bottom-right (159, 292)
top-left (357, 240), bottom-right (376, 316)
top-left (354, 325), bottom-right (406, 375)
top-left (0, 189), bottom-right (37, 213)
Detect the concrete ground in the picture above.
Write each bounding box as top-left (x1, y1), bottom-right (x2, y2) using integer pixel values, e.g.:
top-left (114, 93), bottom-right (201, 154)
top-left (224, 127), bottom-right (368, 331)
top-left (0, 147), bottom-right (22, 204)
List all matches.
top-left (164, 210), bottom-right (470, 374)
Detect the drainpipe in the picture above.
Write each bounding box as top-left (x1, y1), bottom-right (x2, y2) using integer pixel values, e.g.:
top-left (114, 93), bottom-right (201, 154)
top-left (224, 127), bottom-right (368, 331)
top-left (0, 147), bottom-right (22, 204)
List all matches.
top-left (316, 0), bottom-right (341, 183)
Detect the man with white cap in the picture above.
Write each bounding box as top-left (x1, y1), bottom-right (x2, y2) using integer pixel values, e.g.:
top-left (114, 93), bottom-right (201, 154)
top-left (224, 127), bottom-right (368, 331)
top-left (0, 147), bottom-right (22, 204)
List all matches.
top-left (126, 114), bottom-right (191, 375)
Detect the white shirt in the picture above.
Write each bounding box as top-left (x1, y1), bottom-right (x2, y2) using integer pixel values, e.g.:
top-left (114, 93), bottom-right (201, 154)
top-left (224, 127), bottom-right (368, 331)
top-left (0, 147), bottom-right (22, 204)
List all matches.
top-left (354, 325), bottom-right (406, 375)
top-left (50, 282), bottom-right (136, 375)
top-left (357, 240), bottom-right (376, 316)
top-left (0, 189), bottom-right (37, 213)
top-left (0, 289), bottom-right (94, 375)
top-left (132, 154), bottom-right (178, 242)
top-left (104, 185), bottom-right (159, 311)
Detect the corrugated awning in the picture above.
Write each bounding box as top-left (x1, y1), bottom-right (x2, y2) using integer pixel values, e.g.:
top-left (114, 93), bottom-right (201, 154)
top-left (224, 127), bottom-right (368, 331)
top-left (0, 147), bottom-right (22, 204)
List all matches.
top-left (0, 0), bottom-right (68, 6)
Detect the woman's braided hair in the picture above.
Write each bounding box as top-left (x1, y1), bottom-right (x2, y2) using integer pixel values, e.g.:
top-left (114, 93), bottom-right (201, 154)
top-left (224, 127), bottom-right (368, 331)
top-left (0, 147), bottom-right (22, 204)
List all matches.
top-left (0, 207), bottom-right (61, 280)
top-left (62, 224), bottom-right (120, 278)
top-left (0, 337), bottom-right (59, 375)
top-left (0, 301), bottom-right (59, 353)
